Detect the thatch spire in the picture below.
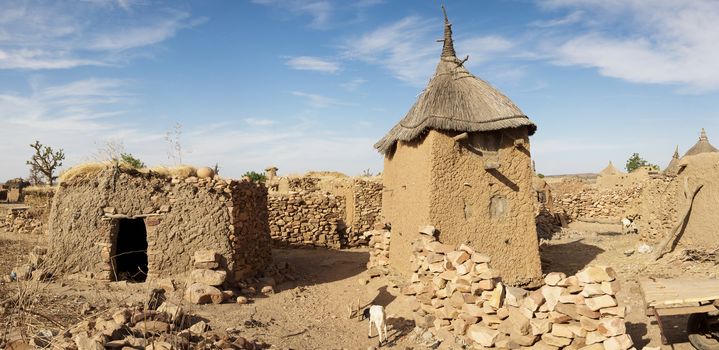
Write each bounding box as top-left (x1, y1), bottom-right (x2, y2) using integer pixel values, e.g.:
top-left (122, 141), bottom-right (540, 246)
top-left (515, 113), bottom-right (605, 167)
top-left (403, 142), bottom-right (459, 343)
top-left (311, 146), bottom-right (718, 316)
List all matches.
top-left (374, 5), bottom-right (536, 156)
top-left (441, 5), bottom-right (456, 58)
top-left (599, 161), bottom-right (621, 176)
top-left (683, 128), bottom-right (719, 157)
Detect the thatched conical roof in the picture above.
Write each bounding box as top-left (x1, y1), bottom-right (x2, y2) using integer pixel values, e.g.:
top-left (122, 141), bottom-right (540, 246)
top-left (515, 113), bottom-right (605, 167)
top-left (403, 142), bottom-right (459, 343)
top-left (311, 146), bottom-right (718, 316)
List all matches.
top-left (683, 128), bottom-right (718, 157)
top-left (663, 145), bottom-right (680, 175)
top-left (599, 161), bottom-right (621, 176)
top-left (374, 7), bottom-right (536, 155)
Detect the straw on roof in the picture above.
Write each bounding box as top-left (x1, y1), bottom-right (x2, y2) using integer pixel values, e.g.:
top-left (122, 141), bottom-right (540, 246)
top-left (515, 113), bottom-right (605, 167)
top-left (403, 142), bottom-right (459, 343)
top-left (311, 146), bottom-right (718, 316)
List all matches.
top-left (374, 6), bottom-right (536, 155)
top-left (683, 128), bottom-right (719, 157)
top-left (599, 161), bottom-right (622, 176)
top-left (663, 145), bottom-right (680, 175)
top-left (58, 162), bottom-right (197, 185)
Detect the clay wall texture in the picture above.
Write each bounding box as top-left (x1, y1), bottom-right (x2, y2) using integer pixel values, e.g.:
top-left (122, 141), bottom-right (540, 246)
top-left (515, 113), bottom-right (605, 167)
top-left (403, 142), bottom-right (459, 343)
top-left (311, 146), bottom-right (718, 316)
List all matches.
top-left (633, 177), bottom-right (677, 242)
top-left (382, 128), bottom-right (541, 286)
top-left (381, 134), bottom-right (433, 276)
top-left (45, 168), bottom-right (271, 282)
top-left (673, 153), bottom-right (719, 248)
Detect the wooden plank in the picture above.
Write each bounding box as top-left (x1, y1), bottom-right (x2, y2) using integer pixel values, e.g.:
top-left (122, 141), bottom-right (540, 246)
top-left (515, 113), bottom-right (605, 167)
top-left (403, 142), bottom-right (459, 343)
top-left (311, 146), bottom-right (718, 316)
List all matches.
top-left (640, 278), bottom-right (719, 308)
top-left (654, 304), bottom-right (718, 316)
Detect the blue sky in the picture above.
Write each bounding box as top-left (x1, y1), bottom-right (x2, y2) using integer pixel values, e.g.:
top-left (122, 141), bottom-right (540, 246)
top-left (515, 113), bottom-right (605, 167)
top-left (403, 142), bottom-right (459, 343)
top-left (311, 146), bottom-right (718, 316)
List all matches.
top-left (2, 0), bottom-right (719, 180)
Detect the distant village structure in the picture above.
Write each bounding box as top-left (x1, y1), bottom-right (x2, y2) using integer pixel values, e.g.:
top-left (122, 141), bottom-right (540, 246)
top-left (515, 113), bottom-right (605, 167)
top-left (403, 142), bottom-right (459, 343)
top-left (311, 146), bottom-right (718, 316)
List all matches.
top-left (375, 11), bottom-right (542, 286)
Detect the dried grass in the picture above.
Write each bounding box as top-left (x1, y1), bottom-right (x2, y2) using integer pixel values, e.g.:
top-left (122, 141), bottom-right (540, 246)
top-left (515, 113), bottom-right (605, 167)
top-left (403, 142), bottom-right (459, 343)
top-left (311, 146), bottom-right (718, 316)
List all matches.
top-left (58, 162), bottom-right (198, 185)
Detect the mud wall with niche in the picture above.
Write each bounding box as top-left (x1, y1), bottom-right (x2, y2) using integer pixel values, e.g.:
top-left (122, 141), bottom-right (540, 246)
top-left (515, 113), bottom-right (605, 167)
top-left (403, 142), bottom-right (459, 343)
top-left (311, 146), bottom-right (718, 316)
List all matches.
top-left (46, 167), bottom-right (271, 282)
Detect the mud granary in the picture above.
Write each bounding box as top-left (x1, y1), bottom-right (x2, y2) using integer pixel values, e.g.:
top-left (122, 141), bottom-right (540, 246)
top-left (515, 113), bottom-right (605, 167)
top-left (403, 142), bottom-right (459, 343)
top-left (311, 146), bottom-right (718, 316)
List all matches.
top-left (375, 9), bottom-right (542, 286)
top-left (45, 164), bottom-right (272, 283)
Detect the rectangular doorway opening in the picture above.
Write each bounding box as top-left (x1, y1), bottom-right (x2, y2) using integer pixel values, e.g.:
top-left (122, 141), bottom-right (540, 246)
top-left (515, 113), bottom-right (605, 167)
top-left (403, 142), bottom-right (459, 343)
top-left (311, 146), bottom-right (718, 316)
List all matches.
top-left (114, 218), bottom-right (148, 282)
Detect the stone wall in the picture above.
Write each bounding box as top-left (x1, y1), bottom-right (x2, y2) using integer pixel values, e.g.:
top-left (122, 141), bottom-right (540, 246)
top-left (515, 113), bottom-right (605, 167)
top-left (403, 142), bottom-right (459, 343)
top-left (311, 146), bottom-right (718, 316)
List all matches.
top-left (345, 179), bottom-right (383, 246)
top-left (267, 192), bottom-right (344, 248)
top-left (552, 186), bottom-right (642, 221)
top-left (401, 227), bottom-right (632, 349)
top-left (267, 176), bottom-right (383, 248)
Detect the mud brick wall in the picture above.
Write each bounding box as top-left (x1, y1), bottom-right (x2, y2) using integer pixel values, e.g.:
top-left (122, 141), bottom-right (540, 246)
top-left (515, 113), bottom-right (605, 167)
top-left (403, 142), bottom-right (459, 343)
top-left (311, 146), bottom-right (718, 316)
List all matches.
top-left (399, 230), bottom-right (632, 349)
top-left (267, 192), bottom-right (345, 248)
top-left (633, 177), bottom-right (678, 242)
top-left (46, 167), bottom-right (272, 282)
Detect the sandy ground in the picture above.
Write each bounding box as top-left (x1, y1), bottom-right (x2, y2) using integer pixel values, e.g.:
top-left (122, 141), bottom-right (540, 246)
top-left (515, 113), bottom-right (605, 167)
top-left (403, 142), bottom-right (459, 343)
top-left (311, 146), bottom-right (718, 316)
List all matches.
top-left (1, 218), bottom-right (717, 349)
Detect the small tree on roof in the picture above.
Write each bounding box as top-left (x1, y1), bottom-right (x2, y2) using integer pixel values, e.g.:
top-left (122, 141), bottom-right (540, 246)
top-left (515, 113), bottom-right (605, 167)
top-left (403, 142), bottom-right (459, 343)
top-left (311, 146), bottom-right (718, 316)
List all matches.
top-left (625, 153), bottom-right (658, 172)
top-left (120, 153), bottom-right (145, 168)
top-left (27, 141), bottom-right (65, 185)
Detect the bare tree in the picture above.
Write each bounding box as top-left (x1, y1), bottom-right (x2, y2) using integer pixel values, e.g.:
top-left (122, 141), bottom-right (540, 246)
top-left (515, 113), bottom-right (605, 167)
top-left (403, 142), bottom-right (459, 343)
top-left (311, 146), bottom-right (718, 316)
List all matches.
top-left (27, 166), bottom-right (44, 186)
top-left (27, 141), bottom-right (65, 185)
top-left (91, 139), bottom-right (125, 162)
top-left (165, 122), bottom-right (183, 165)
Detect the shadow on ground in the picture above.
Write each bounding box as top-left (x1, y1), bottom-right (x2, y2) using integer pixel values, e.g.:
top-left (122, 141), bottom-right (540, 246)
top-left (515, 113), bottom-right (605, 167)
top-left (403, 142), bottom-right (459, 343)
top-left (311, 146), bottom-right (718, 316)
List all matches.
top-left (271, 248), bottom-right (369, 292)
top-left (540, 239), bottom-right (606, 276)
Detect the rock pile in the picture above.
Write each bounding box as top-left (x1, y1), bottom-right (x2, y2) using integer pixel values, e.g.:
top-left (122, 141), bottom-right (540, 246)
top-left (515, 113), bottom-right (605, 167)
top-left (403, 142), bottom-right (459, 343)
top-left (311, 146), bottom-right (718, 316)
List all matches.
top-left (404, 227), bottom-right (633, 349)
top-left (268, 193), bottom-right (344, 248)
top-left (185, 250), bottom-right (230, 305)
top-left (366, 228), bottom-right (391, 271)
top-left (33, 302), bottom-right (269, 349)
top-left (0, 207), bottom-right (44, 235)
top-left (553, 186), bottom-right (642, 221)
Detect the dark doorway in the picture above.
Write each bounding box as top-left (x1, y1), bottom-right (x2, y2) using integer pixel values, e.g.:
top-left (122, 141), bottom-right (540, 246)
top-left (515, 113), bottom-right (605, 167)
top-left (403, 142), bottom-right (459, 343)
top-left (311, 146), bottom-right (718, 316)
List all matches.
top-left (114, 218), bottom-right (148, 282)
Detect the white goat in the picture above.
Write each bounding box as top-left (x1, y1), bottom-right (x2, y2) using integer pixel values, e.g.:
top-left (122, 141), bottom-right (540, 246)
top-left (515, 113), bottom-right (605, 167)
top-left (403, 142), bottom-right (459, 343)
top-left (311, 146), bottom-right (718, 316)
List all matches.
top-left (363, 305), bottom-right (388, 345)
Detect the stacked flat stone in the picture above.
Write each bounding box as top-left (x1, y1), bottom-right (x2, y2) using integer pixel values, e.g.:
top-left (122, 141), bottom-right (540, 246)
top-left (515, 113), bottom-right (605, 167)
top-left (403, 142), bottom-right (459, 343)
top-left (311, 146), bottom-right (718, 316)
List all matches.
top-left (345, 179), bottom-right (383, 246)
top-left (185, 250), bottom-right (230, 305)
top-left (366, 229), bottom-right (391, 270)
top-left (267, 192), bottom-right (343, 248)
top-left (405, 228), bottom-right (633, 350)
top-left (553, 186), bottom-right (642, 221)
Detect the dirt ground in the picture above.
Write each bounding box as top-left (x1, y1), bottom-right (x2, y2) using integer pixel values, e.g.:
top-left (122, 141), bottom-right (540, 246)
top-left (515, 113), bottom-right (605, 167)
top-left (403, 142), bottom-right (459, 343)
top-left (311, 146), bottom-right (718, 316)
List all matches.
top-left (1, 218), bottom-right (717, 349)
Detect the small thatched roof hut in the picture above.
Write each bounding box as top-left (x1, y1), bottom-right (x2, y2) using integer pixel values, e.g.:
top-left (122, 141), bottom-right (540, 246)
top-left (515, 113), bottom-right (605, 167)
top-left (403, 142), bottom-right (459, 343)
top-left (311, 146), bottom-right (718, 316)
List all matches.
top-left (376, 7), bottom-right (542, 286)
top-left (599, 161), bottom-right (622, 176)
top-left (683, 128), bottom-right (718, 157)
top-left (663, 146), bottom-right (680, 176)
top-left (373, 9), bottom-right (535, 155)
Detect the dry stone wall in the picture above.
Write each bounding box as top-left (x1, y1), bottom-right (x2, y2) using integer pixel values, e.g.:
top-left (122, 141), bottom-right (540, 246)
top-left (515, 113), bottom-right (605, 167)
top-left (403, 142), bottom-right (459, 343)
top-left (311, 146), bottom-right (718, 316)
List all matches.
top-left (267, 176), bottom-right (382, 248)
top-left (401, 227), bottom-right (632, 349)
top-left (268, 192), bottom-right (344, 248)
top-left (552, 186), bottom-right (642, 221)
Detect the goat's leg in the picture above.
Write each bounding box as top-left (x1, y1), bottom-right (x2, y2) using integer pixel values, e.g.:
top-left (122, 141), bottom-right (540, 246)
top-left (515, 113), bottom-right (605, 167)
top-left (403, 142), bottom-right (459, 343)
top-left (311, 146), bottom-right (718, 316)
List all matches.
top-left (383, 321), bottom-right (388, 343)
top-left (368, 320), bottom-right (373, 338)
top-left (376, 322), bottom-right (383, 344)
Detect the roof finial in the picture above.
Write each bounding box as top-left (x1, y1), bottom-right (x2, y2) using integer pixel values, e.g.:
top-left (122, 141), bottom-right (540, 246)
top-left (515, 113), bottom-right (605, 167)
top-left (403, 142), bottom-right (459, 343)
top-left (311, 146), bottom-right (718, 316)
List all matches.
top-left (440, 4), bottom-right (456, 58)
top-left (673, 145), bottom-right (679, 159)
top-left (700, 128), bottom-right (708, 141)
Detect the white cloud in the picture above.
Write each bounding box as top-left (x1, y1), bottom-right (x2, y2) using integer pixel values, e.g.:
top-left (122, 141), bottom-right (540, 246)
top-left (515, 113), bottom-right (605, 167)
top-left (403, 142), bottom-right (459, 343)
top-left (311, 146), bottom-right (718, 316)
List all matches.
top-left (0, 1), bottom-right (202, 70)
top-left (0, 79), bottom-right (381, 180)
top-left (244, 118), bottom-right (276, 126)
top-left (340, 78), bottom-right (367, 91)
top-left (252, 0), bottom-right (333, 28)
top-left (291, 91), bottom-right (344, 108)
top-left (538, 0), bottom-right (719, 91)
top-left (285, 56), bottom-right (340, 73)
top-left (343, 16), bottom-right (516, 86)
top-left (529, 10), bottom-right (584, 28)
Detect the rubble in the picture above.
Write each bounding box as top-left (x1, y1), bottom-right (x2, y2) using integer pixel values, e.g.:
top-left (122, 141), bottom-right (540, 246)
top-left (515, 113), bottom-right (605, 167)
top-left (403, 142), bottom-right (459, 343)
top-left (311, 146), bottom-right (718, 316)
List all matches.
top-left (404, 228), bottom-right (633, 349)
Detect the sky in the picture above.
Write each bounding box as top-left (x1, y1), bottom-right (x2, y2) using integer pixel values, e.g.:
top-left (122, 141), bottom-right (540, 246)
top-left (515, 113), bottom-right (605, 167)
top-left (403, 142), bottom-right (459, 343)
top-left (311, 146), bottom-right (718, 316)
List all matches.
top-left (2, 0), bottom-right (719, 180)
